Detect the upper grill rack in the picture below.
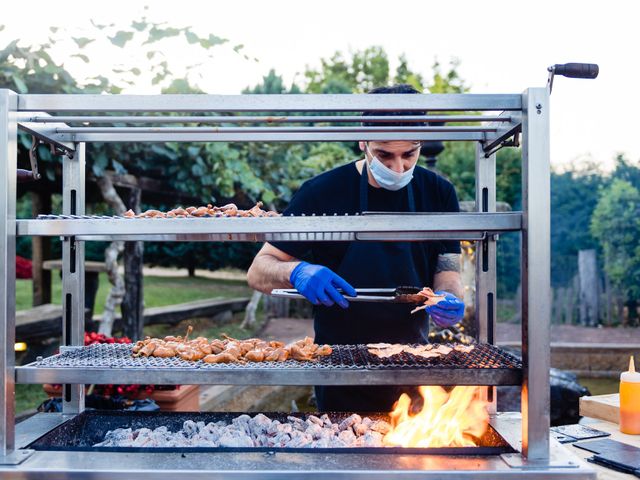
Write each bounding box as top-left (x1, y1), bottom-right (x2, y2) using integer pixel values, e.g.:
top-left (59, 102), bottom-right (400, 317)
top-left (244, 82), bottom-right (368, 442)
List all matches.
top-left (17, 212), bottom-right (523, 242)
top-left (16, 343), bottom-right (522, 386)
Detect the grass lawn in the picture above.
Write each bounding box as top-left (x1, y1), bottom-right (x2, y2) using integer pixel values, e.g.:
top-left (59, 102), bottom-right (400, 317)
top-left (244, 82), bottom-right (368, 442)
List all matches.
top-left (16, 273), bottom-right (251, 313)
top-left (578, 377), bottom-right (619, 396)
top-left (15, 273), bottom-right (259, 414)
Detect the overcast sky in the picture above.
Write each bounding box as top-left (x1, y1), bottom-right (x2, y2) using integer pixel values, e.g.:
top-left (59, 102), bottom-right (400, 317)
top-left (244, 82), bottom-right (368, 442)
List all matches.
top-left (3, 0), bottom-right (638, 171)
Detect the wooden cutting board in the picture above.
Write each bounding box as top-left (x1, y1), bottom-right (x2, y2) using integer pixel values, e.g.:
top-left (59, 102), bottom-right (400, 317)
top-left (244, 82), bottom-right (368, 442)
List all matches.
top-left (580, 394), bottom-right (620, 424)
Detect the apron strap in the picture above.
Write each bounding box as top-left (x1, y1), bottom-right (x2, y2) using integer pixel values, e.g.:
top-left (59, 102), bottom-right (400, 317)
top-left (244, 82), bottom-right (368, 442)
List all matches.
top-left (360, 160), bottom-right (416, 213)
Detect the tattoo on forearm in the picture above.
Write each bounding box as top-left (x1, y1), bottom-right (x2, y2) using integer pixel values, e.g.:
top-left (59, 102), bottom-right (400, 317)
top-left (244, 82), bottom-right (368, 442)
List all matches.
top-left (435, 254), bottom-right (461, 274)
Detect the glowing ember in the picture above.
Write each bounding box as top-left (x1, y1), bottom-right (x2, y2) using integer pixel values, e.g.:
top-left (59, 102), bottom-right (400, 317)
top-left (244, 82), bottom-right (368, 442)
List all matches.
top-left (383, 386), bottom-right (489, 448)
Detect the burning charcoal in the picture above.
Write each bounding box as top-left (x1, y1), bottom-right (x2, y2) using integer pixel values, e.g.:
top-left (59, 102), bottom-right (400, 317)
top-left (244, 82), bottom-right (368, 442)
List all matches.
top-left (357, 430), bottom-right (384, 447)
top-left (312, 437), bottom-right (333, 448)
top-left (338, 429), bottom-right (357, 446)
top-left (270, 432), bottom-right (292, 448)
top-left (182, 420), bottom-right (199, 438)
top-left (304, 423), bottom-right (324, 440)
top-left (352, 422), bottom-right (369, 437)
top-left (131, 428), bottom-right (154, 447)
top-left (274, 423), bottom-right (293, 436)
top-left (369, 420), bottom-right (391, 435)
top-left (249, 413), bottom-right (273, 437)
top-left (217, 431), bottom-right (254, 448)
top-left (287, 431), bottom-right (313, 448)
top-left (93, 428), bottom-right (134, 447)
top-left (287, 415), bottom-right (306, 431)
top-left (231, 414), bottom-right (253, 436)
top-left (306, 414), bottom-right (324, 426)
top-left (338, 414), bottom-right (362, 431)
top-left (320, 414), bottom-right (332, 427)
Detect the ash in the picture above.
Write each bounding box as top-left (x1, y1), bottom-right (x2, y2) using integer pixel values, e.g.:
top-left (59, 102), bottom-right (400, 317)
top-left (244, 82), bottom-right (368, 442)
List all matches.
top-left (94, 413), bottom-right (391, 448)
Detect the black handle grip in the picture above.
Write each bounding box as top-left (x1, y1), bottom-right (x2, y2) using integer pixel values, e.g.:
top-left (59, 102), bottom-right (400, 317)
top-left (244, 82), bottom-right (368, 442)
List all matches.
top-left (553, 63), bottom-right (599, 79)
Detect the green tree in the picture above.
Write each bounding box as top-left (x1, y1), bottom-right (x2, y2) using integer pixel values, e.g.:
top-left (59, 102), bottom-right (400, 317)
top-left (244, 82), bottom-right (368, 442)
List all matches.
top-left (550, 163), bottom-right (605, 286)
top-left (591, 179), bottom-right (640, 325)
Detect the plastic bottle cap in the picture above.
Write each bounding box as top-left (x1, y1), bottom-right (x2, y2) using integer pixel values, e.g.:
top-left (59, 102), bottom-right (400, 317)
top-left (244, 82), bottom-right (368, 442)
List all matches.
top-left (621, 356), bottom-right (640, 383)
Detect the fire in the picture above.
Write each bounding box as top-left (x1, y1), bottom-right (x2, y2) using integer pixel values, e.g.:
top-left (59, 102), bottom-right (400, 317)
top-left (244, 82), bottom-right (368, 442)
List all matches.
top-left (383, 386), bottom-right (489, 448)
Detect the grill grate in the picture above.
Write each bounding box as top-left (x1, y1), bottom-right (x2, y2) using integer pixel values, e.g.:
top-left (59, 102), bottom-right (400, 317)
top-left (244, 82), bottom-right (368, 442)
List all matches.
top-left (31, 343), bottom-right (521, 371)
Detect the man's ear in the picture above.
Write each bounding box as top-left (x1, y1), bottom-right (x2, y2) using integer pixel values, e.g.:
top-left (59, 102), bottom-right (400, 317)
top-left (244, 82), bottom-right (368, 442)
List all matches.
top-left (358, 141), bottom-right (365, 152)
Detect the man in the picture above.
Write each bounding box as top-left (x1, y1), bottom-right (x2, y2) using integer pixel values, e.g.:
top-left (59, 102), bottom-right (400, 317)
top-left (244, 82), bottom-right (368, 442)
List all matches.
top-left (247, 84), bottom-right (465, 412)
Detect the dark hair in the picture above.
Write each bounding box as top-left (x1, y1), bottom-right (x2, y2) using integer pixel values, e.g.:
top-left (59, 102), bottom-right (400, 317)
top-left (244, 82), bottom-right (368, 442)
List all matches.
top-left (362, 83), bottom-right (426, 127)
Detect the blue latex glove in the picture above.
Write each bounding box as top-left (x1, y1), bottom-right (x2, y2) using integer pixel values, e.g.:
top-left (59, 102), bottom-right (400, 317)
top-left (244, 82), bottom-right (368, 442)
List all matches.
top-left (425, 291), bottom-right (465, 328)
top-left (289, 261), bottom-right (357, 309)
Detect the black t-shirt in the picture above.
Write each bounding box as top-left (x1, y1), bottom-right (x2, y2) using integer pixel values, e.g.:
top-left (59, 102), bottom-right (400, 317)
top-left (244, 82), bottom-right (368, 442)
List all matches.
top-left (271, 161), bottom-right (460, 286)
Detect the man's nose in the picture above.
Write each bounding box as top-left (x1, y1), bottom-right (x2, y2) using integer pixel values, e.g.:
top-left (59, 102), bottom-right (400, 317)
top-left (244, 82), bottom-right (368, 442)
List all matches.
top-left (389, 157), bottom-right (404, 173)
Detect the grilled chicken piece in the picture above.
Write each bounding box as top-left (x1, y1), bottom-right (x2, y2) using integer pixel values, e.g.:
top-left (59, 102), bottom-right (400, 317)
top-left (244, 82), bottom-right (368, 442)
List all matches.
top-left (153, 345), bottom-right (177, 358)
top-left (203, 352), bottom-right (240, 364)
top-left (290, 344), bottom-right (315, 362)
top-left (137, 341), bottom-right (158, 357)
top-left (244, 350), bottom-right (265, 362)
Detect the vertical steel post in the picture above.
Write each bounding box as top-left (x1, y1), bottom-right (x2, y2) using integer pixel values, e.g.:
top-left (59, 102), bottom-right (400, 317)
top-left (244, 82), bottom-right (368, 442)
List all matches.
top-left (475, 143), bottom-right (497, 414)
top-left (521, 88), bottom-right (551, 461)
top-left (61, 142), bottom-right (85, 413)
top-left (0, 90), bottom-right (17, 457)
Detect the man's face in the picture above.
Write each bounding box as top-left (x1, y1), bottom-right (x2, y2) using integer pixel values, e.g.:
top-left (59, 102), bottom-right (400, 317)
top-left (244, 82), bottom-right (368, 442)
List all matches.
top-left (359, 141), bottom-right (422, 173)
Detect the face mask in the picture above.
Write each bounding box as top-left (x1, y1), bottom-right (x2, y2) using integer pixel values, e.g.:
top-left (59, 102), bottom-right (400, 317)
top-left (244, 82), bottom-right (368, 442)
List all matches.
top-left (366, 148), bottom-right (416, 191)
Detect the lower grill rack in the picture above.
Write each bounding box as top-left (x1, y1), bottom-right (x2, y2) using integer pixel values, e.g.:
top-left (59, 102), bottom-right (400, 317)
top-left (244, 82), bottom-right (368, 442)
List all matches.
top-left (17, 343), bottom-right (522, 386)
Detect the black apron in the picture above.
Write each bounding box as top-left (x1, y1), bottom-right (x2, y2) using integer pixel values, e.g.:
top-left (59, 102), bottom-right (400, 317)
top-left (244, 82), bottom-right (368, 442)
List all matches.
top-left (314, 163), bottom-right (429, 412)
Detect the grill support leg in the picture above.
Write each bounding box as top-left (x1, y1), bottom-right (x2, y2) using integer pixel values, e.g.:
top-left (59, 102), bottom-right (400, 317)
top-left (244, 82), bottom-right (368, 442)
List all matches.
top-left (0, 89), bottom-right (17, 459)
top-left (520, 87), bottom-right (551, 462)
top-left (62, 143), bottom-right (86, 414)
top-left (475, 143), bottom-right (497, 414)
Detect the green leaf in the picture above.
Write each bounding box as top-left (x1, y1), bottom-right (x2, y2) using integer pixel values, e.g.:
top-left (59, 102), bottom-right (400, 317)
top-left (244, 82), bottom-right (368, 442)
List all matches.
top-left (199, 34), bottom-right (227, 49)
top-left (146, 51), bottom-right (157, 60)
top-left (233, 44), bottom-right (244, 52)
top-left (184, 31), bottom-right (199, 44)
top-left (71, 54), bottom-right (90, 63)
top-left (144, 25), bottom-right (181, 44)
top-left (90, 19), bottom-right (107, 30)
top-left (131, 20), bottom-right (147, 31)
top-left (13, 76), bottom-right (28, 93)
top-left (72, 37), bottom-right (95, 49)
top-left (131, 67), bottom-right (141, 76)
top-left (109, 31), bottom-right (134, 48)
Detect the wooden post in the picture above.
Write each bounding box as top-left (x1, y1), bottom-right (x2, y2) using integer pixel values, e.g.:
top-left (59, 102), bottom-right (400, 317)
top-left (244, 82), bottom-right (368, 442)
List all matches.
top-left (31, 191), bottom-right (51, 306)
top-left (578, 249), bottom-right (599, 326)
top-left (121, 187), bottom-right (144, 341)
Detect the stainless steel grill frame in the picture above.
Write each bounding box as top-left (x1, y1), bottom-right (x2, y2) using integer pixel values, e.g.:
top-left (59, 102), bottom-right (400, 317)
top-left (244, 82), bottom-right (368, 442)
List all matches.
top-left (0, 89), bottom-right (595, 478)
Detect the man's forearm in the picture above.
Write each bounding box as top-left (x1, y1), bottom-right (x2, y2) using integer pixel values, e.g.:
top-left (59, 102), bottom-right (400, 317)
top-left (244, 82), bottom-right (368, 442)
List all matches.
top-left (433, 253), bottom-right (463, 299)
top-left (247, 254), bottom-right (301, 294)
top-left (433, 272), bottom-right (464, 299)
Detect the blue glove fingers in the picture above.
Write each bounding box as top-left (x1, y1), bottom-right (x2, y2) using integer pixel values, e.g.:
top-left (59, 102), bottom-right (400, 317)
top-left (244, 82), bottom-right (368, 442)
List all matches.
top-left (431, 310), bottom-right (460, 322)
top-left (315, 289), bottom-right (335, 307)
top-left (433, 317), bottom-right (457, 328)
top-left (325, 284), bottom-right (349, 309)
top-left (303, 290), bottom-right (320, 305)
top-left (330, 274), bottom-right (357, 298)
top-left (434, 300), bottom-right (464, 311)
top-left (431, 306), bottom-right (464, 318)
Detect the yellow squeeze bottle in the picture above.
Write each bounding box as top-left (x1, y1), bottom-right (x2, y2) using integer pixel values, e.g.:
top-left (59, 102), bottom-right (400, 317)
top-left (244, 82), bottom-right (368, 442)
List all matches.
top-left (620, 356), bottom-right (640, 434)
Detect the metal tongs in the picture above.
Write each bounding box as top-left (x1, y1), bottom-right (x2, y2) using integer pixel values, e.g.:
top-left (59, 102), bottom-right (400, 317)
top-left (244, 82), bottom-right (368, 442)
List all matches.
top-left (271, 286), bottom-right (425, 304)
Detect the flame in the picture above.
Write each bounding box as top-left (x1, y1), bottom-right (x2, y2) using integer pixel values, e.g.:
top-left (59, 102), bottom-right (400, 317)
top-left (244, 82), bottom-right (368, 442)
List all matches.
top-left (383, 386), bottom-right (489, 448)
